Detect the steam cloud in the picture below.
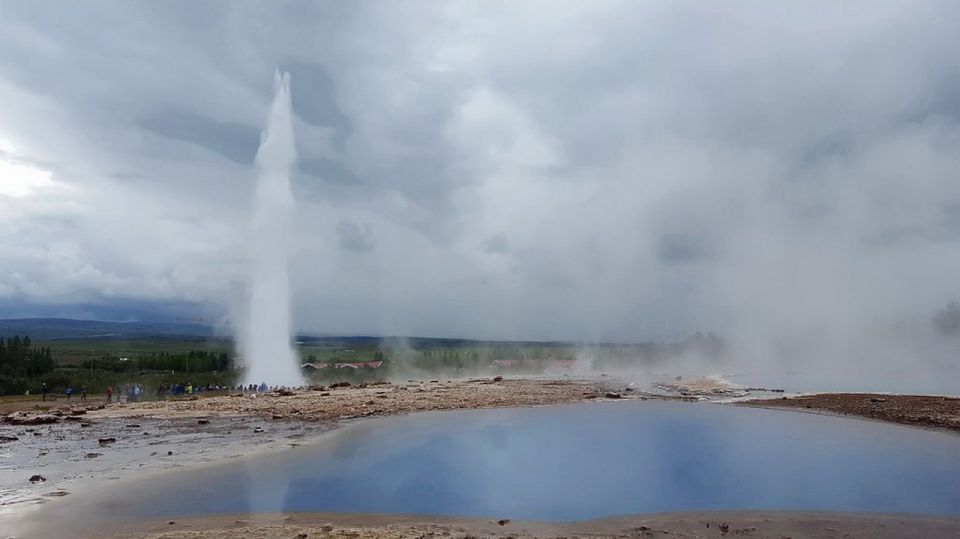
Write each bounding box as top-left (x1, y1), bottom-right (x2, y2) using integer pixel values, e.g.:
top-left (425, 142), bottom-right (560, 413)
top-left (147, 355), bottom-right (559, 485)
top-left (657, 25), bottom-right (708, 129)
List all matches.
top-left (1, 3), bottom-right (960, 394)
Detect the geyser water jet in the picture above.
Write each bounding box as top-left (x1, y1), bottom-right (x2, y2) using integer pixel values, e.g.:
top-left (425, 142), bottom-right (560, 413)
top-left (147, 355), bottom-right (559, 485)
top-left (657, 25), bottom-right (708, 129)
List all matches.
top-left (240, 71), bottom-right (303, 387)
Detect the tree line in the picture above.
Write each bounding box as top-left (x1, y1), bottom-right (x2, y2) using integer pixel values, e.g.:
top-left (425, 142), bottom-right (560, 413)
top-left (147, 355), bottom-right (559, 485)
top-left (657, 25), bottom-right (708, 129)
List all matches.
top-left (80, 350), bottom-right (233, 374)
top-left (0, 335), bottom-right (237, 396)
top-left (0, 335), bottom-right (56, 394)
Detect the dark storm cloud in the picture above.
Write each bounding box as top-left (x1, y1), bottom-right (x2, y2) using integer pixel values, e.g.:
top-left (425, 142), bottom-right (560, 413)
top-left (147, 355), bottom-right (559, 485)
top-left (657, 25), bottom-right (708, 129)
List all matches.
top-left (483, 235), bottom-right (510, 255)
top-left (657, 233), bottom-right (714, 265)
top-left (282, 61), bottom-right (353, 150)
top-left (0, 293), bottom-right (221, 325)
top-left (336, 220), bottom-right (375, 253)
top-left (141, 111), bottom-right (260, 164)
top-left (298, 157), bottom-right (363, 185)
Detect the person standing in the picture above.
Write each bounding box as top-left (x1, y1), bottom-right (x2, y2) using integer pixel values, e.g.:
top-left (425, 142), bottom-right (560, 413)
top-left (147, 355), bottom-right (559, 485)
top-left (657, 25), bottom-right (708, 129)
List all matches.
top-left (41, 382), bottom-right (48, 402)
top-left (80, 385), bottom-right (88, 400)
top-left (106, 385), bottom-right (113, 403)
top-left (65, 385), bottom-right (73, 400)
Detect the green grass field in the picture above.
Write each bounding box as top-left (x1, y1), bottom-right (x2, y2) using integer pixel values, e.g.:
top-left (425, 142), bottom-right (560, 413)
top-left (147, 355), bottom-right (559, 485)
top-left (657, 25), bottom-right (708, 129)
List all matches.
top-left (44, 338), bottom-right (232, 366)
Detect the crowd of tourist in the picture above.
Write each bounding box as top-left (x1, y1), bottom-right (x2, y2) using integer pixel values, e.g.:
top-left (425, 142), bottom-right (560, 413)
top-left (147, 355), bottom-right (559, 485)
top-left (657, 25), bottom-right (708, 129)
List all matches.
top-left (35, 380), bottom-right (282, 404)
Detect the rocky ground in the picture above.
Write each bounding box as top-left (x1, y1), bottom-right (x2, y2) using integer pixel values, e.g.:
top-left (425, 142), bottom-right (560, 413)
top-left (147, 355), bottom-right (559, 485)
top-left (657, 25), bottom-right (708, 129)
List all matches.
top-left (651, 375), bottom-right (784, 399)
top-left (83, 378), bottom-right (611, 422)
top-left (741, 393), bottom-right (960, 433)
top-left (5, 379), bottom-right (960, 538)
top-left (0, 413), bottom-right (321, 512)
top-left (73, 511), bottom-right (960, 539)
top-left (0, 378), bottom-right (618, 515)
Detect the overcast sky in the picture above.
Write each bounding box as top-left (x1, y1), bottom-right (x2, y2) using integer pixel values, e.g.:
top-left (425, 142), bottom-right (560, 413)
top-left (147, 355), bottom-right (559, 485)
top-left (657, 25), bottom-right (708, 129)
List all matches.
top-left (1, 1), bottom-right (959, 341)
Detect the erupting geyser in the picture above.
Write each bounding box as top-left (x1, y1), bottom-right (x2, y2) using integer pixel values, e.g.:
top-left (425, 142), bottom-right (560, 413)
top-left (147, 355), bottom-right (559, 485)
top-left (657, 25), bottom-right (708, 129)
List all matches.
top-left (240, 71), bottom-right (303, 387)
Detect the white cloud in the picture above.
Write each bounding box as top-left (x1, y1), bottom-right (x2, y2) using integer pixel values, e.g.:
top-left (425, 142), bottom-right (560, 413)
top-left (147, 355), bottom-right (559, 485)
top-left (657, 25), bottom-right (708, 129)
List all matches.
top-left (0, 0), bottom-right (958, 344)
top-left (0, 159), bottom-right (55, 197)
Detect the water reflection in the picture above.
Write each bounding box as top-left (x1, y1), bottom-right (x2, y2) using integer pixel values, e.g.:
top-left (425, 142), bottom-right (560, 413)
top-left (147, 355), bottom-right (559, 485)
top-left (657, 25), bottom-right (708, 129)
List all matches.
top-left (52, 402), bottom-right (960, 521)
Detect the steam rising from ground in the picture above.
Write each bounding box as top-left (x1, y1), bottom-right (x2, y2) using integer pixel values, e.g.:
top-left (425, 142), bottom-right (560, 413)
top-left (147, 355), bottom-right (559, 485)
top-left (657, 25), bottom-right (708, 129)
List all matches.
top-left (240, 72), bottom-right (303, 387)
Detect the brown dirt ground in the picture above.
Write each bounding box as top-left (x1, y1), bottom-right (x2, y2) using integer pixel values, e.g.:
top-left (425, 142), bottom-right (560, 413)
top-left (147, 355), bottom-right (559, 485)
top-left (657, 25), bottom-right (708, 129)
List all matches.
top-left (7, 383), bottom-right (960, 538)
top-left (75, 378), bottom-right (610, 422)
top-left (741, 393), bottom-right (960, 433)
top-left (107, 511), bottom-right (960, 539)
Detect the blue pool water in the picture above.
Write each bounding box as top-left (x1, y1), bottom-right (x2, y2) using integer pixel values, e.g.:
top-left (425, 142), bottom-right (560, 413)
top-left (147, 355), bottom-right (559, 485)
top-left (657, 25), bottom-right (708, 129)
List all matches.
top-left (85, 401), bottom-right (960, 520)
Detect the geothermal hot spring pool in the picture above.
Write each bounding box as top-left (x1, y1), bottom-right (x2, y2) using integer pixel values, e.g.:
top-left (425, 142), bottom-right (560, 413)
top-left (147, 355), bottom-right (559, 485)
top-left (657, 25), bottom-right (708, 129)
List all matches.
top-left (45, 401), bottom-right (960, 523)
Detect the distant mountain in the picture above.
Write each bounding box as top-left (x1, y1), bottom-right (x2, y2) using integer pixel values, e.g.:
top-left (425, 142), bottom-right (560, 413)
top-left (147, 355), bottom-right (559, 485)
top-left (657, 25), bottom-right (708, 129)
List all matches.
top-left (0, 318), bottom-right (215, 340)
top-left (0, 318), bottom-right (718, 348)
